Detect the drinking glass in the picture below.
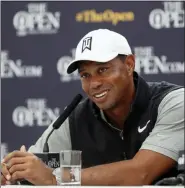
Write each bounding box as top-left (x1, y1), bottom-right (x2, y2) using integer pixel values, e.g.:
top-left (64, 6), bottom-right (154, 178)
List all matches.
top-left (60, 150), bottom-right (81, 186)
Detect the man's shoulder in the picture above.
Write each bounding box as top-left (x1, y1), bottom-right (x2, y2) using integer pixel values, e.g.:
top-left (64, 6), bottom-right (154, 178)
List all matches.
top-left (147, 80), bottom-right (183, 100)
top-left (147, 80), bottom-right (182, 89)
top-left (162, 87), bottom-right (184, 98)
top-left (158, 87), bottom-right (184, 112)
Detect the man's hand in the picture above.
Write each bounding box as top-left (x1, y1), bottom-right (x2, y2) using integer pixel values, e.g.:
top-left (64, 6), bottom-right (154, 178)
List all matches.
top-left (1, 145), bottom-right (26, 185)
top-left (2, 146), bottom-right (57, 185)
top-left (1, 162), bottom-right (11, 185)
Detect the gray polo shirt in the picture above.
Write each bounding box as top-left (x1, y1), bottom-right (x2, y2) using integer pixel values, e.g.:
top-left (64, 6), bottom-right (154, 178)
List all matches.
top-left (28, 88), bottom-right (184, 162)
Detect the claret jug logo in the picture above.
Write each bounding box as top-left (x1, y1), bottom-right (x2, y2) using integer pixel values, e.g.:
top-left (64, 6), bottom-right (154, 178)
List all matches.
top-left (57, 48), bottom-right (79, 82)
top-left (149, 1), bottom-right (184, 29)
top-left (12, 98), bottom-right (60, 127)
top-left (13, 3), bottom-right (61, 36)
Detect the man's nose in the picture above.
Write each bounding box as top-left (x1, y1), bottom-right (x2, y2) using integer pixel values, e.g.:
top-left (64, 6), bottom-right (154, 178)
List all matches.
top-left (90, 76), bottom-right (103, 89)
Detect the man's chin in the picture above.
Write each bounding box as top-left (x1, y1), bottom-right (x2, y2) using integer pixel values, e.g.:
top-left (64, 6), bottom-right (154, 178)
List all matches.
top-left (96, 103), bottom-right (115, 111)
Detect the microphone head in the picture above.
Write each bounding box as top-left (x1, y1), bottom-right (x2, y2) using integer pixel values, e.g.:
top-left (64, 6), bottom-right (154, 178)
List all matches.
top-left (72, 94), bottom-right (83, 103)
top-left (52, 94), bottom-right (83, 129)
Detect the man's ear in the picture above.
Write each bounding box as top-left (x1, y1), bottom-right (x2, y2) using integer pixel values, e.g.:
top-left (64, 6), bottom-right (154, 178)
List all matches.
top-left (127, 67), bottom-right (133, 75)
top-left (126, 55), bottom-right (135, 75)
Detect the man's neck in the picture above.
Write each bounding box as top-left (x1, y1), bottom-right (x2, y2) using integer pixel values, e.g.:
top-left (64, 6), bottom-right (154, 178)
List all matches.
top-left (103, 84), bottom-right (135, 129)
top-left (103, 103), bottom-right (131, 129)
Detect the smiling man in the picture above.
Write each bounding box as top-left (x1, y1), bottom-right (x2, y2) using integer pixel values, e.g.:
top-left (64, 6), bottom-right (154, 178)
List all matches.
top-left (1, 29), bottom-right (184, 185)
top-left (78, 54), bottom-right (135, 129)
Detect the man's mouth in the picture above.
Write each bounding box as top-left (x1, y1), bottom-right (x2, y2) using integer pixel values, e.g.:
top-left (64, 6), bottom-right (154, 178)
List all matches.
top-left (93, 90), bottom-right (109, 99)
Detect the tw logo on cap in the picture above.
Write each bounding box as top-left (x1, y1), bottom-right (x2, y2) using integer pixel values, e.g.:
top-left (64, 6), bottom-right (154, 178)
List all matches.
top-left (82, 37), bottom-right (92, 53)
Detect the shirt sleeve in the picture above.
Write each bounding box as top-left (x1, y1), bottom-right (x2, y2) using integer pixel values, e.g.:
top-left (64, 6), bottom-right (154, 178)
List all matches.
top-left (140, 88), bottom-right (184, 161)
top-left (28, 118), bottom-right (72, 153)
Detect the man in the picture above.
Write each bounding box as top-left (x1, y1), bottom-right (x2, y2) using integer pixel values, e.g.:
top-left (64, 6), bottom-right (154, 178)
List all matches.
top-left (1, 29), bottom-right (184, 185)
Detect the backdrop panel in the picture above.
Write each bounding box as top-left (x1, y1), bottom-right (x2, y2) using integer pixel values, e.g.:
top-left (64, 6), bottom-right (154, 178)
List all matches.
top-left (1, 1), bottom-right (184, 158)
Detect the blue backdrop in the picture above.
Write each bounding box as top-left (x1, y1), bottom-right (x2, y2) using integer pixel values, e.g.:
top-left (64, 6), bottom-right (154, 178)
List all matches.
top-left (1, 1), bottom-right (184, 158)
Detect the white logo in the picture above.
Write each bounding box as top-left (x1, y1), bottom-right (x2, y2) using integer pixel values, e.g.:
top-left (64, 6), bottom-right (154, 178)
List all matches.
top-left (13, 3), bottom-right (61, 36)
top-left (48, 158), bottom-right (60, 168)
top-left (57, 48), bottom-right (79, 82)
top-left (149, 2), bottom-right (184, 29)
top-left (178, 154), bottom-right (184, 165)
top-left (12, 98), bottom-right (60, 127)
top-left (134, 46), bottom-right (184, 74)
top-left (82, 37), bottom-right (92, 52)
top-left (138, 120), bottom-right (150, 133)
top-left (1, 143), bottom-right (8, 160)
top-left (1, 50), bottom-right (43, 78)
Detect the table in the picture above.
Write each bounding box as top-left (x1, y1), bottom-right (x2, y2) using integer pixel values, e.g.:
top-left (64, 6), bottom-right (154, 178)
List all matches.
top-left (2, 186), bottom-right (184, 188)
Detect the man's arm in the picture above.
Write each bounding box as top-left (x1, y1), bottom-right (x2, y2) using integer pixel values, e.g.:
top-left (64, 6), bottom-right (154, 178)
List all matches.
top-left (81, 150), bottom-right (175, 185)
top-left (28, 118), bottom-right (72, 184)
top-left (1, 118), bottom-right (72, 185)
top-left (80, 88), bottom-right (184, 185)
top-left (140, 88), bottom-right (184, 161)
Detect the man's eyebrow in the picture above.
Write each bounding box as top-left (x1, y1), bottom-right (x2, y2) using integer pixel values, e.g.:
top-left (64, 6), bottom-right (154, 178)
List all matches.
top-left (78, 62), bottom-right (109, 73)
top-left (78, 68), bottom-right (84, 73)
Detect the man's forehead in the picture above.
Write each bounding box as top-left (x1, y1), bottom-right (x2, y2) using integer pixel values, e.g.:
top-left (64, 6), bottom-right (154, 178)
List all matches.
top-left (80, 60), bottom-right (109, 66)
top-left (78, 60), bottom-right (110, 71)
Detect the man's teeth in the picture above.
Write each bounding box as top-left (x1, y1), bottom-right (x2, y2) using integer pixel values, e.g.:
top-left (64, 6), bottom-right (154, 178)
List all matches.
top-left (94, 91), bottom-right (108, 98)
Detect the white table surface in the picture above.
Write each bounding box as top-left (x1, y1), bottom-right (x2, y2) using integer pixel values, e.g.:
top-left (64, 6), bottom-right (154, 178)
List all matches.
top-left (1, 186), bottom-right (184, 188)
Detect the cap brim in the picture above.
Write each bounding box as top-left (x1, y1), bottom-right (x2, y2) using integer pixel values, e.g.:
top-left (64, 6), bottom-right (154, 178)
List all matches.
top-left (67, 52), bottom-right (119, 74)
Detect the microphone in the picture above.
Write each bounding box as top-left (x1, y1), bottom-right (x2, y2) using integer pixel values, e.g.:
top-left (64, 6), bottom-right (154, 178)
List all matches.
top-left (43, 94), bottom-right (83, 152)
top-left (155, 150), bottom-right (185, 185)
top-left (177, 173), bottom-right (185, 185)
top-left (155, 174), bottom-right (184, 185)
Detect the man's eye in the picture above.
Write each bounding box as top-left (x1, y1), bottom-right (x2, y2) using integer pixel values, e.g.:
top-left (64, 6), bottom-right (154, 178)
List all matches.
top-left (99, 67), bottom-right (108, 73)
top-left (80, 73), bottom-right (89, 78)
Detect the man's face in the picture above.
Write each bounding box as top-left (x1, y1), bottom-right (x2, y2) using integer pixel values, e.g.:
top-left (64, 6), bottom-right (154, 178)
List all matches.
top-left (78, 56), bottom-right (134, 111)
